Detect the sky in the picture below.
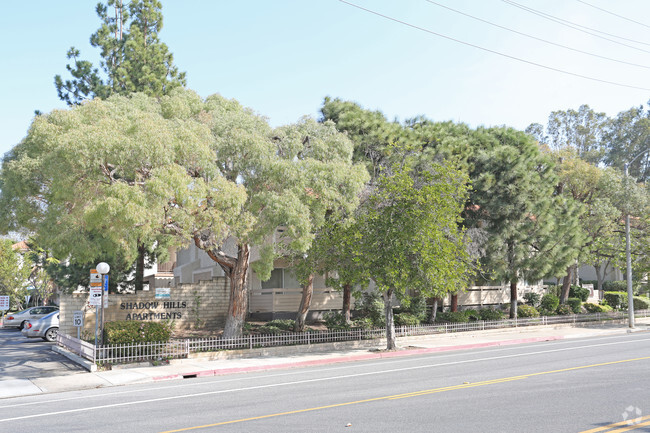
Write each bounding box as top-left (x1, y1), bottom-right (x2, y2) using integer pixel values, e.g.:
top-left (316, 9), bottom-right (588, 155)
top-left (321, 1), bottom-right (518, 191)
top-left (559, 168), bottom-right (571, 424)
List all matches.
top-left (2, 0), bottom-right (650, 159)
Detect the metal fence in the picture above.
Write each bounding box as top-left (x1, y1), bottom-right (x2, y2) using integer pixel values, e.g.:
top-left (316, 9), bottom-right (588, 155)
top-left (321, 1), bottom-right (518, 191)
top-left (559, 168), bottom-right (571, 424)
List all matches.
top-left (57, 309), bottom-right (649, 365)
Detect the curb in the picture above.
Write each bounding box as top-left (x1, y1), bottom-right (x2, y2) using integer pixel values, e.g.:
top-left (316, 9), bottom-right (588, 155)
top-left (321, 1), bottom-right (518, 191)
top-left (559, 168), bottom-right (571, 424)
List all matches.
top-left (150, 335), bottom-right (564, 381)
top-left (52, 345), bottom-right (97, 372)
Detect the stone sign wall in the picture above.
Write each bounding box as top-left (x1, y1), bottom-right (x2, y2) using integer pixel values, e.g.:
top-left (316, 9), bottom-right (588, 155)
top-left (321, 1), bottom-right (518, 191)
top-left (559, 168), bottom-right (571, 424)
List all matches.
top-left (59, 277), bottom-right (229, 337)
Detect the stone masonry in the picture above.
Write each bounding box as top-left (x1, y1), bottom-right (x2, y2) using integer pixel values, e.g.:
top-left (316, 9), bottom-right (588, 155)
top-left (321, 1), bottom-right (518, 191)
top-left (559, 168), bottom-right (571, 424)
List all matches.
top-left (59, 277), bottom-right (229, 337)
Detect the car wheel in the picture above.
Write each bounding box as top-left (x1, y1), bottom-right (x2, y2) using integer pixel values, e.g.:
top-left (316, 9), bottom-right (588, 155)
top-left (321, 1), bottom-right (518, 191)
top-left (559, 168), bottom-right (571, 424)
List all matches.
top-left (19, 321), bottom-right (27, 330)
top-left (43, 327), bottom-right (58, 342)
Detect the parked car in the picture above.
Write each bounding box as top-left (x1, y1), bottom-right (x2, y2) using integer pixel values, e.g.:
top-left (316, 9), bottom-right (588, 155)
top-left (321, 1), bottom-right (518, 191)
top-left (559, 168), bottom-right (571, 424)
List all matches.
top-left (4, 306), bottom-right (59, 329)
top-left (21, 311), bottom-right (59, 342)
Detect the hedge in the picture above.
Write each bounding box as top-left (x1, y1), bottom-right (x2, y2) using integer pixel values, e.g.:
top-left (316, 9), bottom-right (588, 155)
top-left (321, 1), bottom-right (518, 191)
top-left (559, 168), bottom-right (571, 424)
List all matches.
top-left (603, 291), bottom-right (627, 310)
top-left (540, 294), bottom-right (560, 312)
top-left (517, 304), bottom-right (540, 318)
top-left (566, 297), bottom-right (582, 314)
top-left (583, 303), bottom-right (613, 313)
top-left (603, 281), bottom-right (627, 292)
top-left (436, 311), bottom-right (469, 323)
top-left (569, 286), bottom-right (590, 302)
top-left (103, 321), bottom-right (173, 345)
top-left (633, 296), bottom-right (650, 310)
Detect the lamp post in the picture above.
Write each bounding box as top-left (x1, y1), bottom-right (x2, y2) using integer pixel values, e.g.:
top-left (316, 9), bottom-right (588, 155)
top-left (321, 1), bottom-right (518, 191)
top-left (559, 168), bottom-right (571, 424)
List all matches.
top-left (624, 149), bottom-right (649, 329)
top-left (96, 262), bottom-right (110, 344)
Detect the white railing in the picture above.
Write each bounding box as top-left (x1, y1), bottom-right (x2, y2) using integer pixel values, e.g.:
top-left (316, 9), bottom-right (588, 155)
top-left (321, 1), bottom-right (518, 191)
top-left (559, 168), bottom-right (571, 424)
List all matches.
top-left (57, 309), bottom-right (649, 365)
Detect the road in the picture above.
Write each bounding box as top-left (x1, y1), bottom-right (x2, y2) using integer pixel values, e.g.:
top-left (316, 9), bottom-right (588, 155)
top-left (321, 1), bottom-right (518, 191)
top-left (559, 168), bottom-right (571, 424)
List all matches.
top-left (0, 328), bottom-right (84, 380)
top-left (0, 332), bottom-right (649, 432)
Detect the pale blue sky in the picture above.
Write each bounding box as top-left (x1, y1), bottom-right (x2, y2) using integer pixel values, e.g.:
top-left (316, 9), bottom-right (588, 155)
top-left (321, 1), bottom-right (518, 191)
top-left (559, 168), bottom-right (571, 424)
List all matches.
top-left (2, 0), bottom-right (650, 158)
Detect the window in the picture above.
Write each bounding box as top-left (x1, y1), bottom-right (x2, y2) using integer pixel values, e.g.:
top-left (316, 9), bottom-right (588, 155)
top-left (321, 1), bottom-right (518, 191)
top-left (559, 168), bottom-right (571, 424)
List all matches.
top-left (262, 268), bottom-right (284, 290)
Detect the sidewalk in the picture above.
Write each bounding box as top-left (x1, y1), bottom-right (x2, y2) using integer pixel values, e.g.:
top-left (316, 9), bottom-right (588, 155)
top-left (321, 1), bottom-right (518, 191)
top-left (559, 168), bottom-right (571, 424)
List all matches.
top-left (1, 319), bottom-right (648, 399)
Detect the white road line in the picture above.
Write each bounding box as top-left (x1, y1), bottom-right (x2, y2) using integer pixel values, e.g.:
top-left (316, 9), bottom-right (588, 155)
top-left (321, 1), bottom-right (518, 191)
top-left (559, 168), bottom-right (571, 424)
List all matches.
top-left (1, 335), bottom-right (649, 422)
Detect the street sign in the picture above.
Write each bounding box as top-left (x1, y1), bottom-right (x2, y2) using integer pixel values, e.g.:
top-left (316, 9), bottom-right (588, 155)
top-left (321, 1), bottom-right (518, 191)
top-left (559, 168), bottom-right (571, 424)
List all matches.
top-left (0, 296), bottom-right (9, 310)
top-left (73, 310), bottom-right (83, 327)
top-left (103, 275), bottom-right (109, 308)
top-left (89, 285), bottom-right (102, 306)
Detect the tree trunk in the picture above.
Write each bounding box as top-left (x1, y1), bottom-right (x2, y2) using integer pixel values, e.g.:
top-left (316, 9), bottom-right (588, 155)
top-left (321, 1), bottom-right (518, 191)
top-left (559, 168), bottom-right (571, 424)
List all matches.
top-left (451, 294), bottom-right (458, 312)
top-left (594, 262), bottom-right (604, 300)
top-left (222, 244), bottom-right (250, 339)
top-left (428, 298), bottom-right (439, 324)
top-left (560, 265), bottom-right (572, 304)
top-left (384, 288), bottom-right (396, 350)
top-left (135, 242), bottom-right (146, 291)
top-left (294, 274), bottom-right (314, 332)
top-left (510, 280), bottom-right (518, 319)
top-left (342, 283), bottom-right (352, 324)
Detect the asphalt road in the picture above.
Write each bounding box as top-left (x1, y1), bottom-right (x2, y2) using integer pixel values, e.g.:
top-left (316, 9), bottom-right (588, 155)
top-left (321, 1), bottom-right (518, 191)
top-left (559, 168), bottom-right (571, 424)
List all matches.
top-left (0, 328), bottom-right (85, 380)
top-left (1, 332), bottom-right (649, 433)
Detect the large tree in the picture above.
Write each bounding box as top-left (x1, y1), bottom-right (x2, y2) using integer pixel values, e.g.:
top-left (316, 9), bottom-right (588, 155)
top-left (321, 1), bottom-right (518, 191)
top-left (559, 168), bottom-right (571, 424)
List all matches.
top-left (0, 90), bottom-right (368, 338)
top-left (0, 239), bottom-right (29, 310)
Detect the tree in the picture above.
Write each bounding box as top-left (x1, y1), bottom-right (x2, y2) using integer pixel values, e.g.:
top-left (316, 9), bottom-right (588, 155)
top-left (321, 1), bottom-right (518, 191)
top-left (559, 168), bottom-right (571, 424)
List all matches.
top-left (465, 128), bottom-right (582, 318)
top-left (604, 105), bottom-right (650, 183)
top-left (0, 239), bottom-right (29, 310)
top-left (55, 0), bottom-right (186, 105)
top-left (0, 90), bottom-right (368, 339)
top-left (358, 164), bottom-right (473, 350)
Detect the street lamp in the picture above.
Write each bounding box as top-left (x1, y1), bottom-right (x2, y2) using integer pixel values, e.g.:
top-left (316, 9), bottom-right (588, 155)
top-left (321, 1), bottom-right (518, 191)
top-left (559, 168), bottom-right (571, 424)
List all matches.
top-left (96, 262), bottom-right (110, 344)
top-left (624, 149), bottom-right (649, 329)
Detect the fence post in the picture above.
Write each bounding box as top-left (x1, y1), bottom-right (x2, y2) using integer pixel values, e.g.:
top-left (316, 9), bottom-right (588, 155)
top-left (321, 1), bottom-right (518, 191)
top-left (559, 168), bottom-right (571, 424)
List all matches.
top-left (445, 323), bottom-right (448, 333)
top-left (249, 334), bottom-right (253, 350)
top-left (307, 332), bottom-right (311, 346)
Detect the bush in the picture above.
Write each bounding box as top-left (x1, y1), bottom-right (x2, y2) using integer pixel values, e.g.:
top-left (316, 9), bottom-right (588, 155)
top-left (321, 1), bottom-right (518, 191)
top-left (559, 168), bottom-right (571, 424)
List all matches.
top-left (463, 309), bottom-right (481, 321)
top-left (633, 296), bottom-right (650, 310)
top-left (395, 313), bottom-right (421, 326)
top-left (583, 303), bottom-right (613, 313)
top-left (569, 286), bottom-right (590, 302)
top-left (517, 304), bottom-right (540, 318)
top-left (323, 311), bottom-right (350, 330)
top-left (354, 292), bottom-right (384, 327)
top-left (479, 308), bottom-right (504, 321)
top-left (265, 319), bottom-right (295, 331)
top-left (556, 304), bottom-right (573, 315)
top-left (603, 281), bottom-right (627, 292)
top-left (436, 311), bottom-right (469, 323)
top-left (397, 294), bottom-right (428, 322)
top-left (546, 285), bottom-right (561, 298)
top-left (540, 294), bottom-right (560, 312)
top-left (104, 321), bottom-right (173, 345)
top-left (566, 297), bottom-right (582, 314)
top-left (603, 291), bottom-right (627, 310)
top-left (523, 292), bottom-right (541, 307)
top-left (352, 317), bottom-right (376, 329)
top-left (538, 308), bottom-right (556, 316)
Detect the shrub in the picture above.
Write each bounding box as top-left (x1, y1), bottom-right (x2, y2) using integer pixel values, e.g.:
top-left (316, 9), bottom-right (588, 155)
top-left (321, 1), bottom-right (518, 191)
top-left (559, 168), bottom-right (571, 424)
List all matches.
top-left (603, 291), bottom-right (627, 310)
top-left (546, 285), bottom-right (561, 298)
top-left (436, 311), bottom-right (469, 323)
top-left (523, 292), bottom-right (541, 307)
top-left (556, 304), bottom-right (573, 315)
top-left (265, 319), bottom-right (295, 331)
top-left (397, 294), bottom-right (428, 322)
top-left (569, 286), bottom-right (590, 302)
top-left (479, 308), bottom-right (504, 321)
top-left (463, 309), bottom-right (481, 321)
top-left (104, 321), bottom-right (173, 345)
top-left (566, 298), bottom-right (582, 314)
top-left (540, 294), bottom-right (560, 312)
top-left (323, 311), bottom-right (350, 330)
top-left (633, 296), bottom-right (650, 310)
top-left (395, 313), bottom-right (421, 326)
top-left (354, 292), bottom-right (384, 326)
top-left (258, 325), bottom-right (284, 334)
top-left (603, 281), bottom-right (627, 292)
top-left (583, 303), bottom-right (613, 313)
top-left (538, 308), bottom-right (556, 316)
top-left (517, 304), bottom-right (540, 318)
top-left (353, 317), bottom-right (376, 329)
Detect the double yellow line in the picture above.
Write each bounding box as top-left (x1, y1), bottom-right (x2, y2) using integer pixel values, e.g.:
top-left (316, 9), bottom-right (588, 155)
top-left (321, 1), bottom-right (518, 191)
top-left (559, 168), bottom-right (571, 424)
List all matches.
top-left (161, 355), bottom-right (650, 432)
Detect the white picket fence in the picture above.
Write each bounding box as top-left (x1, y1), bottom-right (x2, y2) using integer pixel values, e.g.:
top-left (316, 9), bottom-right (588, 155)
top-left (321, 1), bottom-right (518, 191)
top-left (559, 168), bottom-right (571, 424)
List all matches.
top-left (57, 309), bottom-right (649, 365)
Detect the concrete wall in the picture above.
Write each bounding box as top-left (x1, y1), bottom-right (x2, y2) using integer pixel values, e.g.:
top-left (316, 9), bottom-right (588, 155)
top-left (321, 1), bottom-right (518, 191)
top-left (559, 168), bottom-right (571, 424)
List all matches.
top-left (59, 277), bottom-right (230, 337)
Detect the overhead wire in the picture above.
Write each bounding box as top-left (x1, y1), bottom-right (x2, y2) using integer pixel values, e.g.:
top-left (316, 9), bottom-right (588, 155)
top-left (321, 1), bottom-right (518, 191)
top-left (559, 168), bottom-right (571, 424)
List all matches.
top-left (424, 0), bottom-right (650, 70)
top-left (337, 0), bottom-right (650, 92)
top-left (503, 0), bottom-right (650, 52)
top-left (576, 0), bottom-right (650, 30)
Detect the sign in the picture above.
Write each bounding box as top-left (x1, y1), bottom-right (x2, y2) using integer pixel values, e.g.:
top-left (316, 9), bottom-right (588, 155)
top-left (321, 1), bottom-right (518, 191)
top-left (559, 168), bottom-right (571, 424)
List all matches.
top-left (89, 269), bottom-right (103, 306)
top-left (155, 287), bottom-right (171, 299)
top-left (90, 269), bottom-right (102, 283)
top-left (103, 275), bottom-right (109, 308)
top-left (73, 310), bottom-right (83, 327)
top-left (0, 296), bottom-right (9, 311)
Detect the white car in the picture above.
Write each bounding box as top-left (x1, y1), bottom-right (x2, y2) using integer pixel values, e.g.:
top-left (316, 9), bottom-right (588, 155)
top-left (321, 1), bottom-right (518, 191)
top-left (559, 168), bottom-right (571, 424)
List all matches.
top-left (3, 306), bottom-right (59, 329)
top-left (21, 311), bottom-right (60, 342)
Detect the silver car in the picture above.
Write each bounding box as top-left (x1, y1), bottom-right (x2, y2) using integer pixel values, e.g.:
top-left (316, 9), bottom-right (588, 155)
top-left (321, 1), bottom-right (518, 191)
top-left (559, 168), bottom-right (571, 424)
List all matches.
top-left (21, 310), bottom-right (60, 342)
top-left (5, 306), bottom-right (59, 329)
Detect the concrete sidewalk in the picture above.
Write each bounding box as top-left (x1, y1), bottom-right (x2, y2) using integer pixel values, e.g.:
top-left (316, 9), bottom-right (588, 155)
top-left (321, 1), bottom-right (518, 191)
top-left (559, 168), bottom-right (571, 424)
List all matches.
top-left (1, 319), bottom-right (648, 399)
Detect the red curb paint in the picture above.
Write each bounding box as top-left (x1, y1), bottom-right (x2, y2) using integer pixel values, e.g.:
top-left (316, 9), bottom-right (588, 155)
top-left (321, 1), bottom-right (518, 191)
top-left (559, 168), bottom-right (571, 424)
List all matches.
top-left (151, 335), bottom-right (565, 381)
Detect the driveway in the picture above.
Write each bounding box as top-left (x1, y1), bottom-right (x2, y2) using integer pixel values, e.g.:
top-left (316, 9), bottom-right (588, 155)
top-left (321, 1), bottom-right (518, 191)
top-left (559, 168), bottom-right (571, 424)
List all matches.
top-left (0, 328), bottom-right (85, 380)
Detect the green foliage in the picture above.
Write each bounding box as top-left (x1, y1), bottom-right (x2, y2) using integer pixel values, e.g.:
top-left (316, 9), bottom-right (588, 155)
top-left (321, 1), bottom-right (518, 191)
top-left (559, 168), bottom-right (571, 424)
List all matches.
top-left (546, 285), bottom-right (562, 298)
top-left (323, 311), bottom-right (351, 330)
top-left (0, 239), bottom-right (29, 309)
top-left (538, 308), bottom-right (556, 316)
top-left (354, 292), bottom-right (385, 327)
top-left (522, 292), bottom-right (541, 307)
top-left (569, 285), bottom-right (590, 302)
top-left (436, 311), bottom-right (470, 323)
top-left (556, 304), bottom-right (573, 315)
top-left (602, 281), bottom-right (627, 292)
top-left (352, 317), bottom-right (376, 329)
top-left (583, 303), bottom-right (613, 313)
top-left (632, 296), bottom-right (650, 310)
top-left (463, 309), bottom-right (481, 321)
top-left (566, 297), bottom-right (582, 314)
top-left (103, 320), bottom-right (172, 345)
top-left (479, 308), bottom-right (504, 321)
top-left (603, 291), bottom-right (627, 310)
top-left (396, 294), bottom-right (428, 322)
top-left (517, 304), bottom-right (540, 318)
top-left (264, 319), bottom-right (295, 331)
top-left (394, 313), bottom-right (421, 326)
top-left (540, 294), bottom-right (560, 312)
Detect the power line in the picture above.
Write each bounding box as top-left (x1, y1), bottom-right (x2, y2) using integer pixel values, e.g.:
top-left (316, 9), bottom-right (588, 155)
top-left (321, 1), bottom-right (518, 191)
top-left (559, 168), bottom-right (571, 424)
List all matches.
top-left (424, 0), bottom-right (650, 70)
top-left (576, 0), bottom-right (650, 30)
top-left (337, 0), bottom-right (650, 92)
top-left (503, 0), bottom-right (650, 52)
